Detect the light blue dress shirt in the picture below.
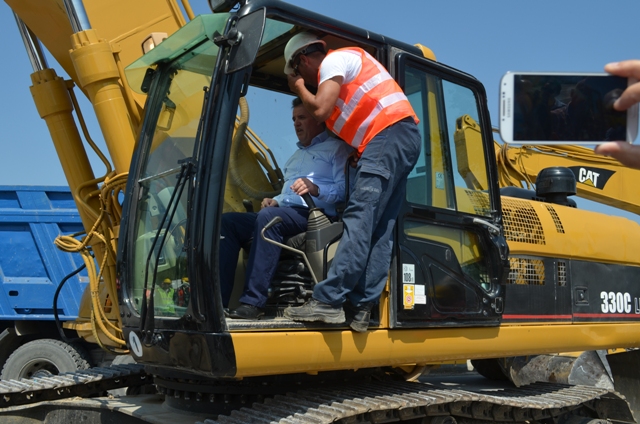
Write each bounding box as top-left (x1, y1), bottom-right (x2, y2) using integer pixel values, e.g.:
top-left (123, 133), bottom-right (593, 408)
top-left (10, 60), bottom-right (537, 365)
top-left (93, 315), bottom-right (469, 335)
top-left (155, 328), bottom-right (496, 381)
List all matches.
top-left (273, 132), bottom-right (353, 216)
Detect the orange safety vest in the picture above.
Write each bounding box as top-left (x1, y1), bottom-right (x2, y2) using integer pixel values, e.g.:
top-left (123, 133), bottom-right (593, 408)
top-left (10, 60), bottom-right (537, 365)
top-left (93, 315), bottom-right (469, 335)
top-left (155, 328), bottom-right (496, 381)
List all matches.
top-left (322, 48), bottom-right (419, 154)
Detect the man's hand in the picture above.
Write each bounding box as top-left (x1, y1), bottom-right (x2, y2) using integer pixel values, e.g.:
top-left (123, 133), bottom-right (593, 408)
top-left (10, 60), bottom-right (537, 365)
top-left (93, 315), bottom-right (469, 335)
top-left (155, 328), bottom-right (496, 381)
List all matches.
top-left (594, 141), bottom-right (640, 169)
top-left (287, 73), bottom-right (305, 93)
top-left (594, 60), bottom-right (640, 170)
top-left (347, 150), bottom-right (360, 168)
top-left (291, 178), bottom-right (319, 197)
top-left (261, 198), bottom-right (279, 208)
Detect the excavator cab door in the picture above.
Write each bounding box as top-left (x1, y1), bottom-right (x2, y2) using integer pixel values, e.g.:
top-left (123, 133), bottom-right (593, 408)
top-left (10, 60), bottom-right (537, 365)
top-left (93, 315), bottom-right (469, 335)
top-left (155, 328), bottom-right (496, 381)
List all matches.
top-left (390, 52), bottom-right (508, 328)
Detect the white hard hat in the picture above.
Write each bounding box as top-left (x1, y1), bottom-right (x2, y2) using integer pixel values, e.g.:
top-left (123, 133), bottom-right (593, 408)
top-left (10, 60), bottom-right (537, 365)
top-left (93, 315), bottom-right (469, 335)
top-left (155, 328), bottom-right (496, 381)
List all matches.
top-left (283, 32), bottom-right (326, 75)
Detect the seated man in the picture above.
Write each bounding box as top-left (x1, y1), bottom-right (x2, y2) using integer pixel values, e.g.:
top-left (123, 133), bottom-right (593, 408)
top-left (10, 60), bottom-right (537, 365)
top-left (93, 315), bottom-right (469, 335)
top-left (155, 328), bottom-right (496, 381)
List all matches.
top-left (219, 97), bottom-right (353, 319)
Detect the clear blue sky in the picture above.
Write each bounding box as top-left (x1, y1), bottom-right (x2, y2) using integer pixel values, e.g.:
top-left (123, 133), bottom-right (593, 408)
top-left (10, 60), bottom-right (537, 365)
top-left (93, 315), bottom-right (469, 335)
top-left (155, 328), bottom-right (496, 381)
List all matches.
top-left (1, 0), bottom-right (638, 218)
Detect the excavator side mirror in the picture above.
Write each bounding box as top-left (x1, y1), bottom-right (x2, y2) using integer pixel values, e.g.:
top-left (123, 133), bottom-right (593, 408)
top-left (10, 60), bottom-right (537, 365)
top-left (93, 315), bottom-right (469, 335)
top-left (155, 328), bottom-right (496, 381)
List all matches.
top-left (227, 8), bottom-right (265, 73)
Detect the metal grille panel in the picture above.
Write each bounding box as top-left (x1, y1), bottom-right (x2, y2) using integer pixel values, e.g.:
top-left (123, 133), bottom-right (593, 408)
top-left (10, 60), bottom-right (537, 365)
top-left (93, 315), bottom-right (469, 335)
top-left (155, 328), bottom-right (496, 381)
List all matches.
top-left (557, 260), bottom-right (567, 286)
top-left (508, 257), bottom-right (545, 285)
top-left (502, 198), bottom-right (545, 245)
top-left (544, 204), bottom-right (565, 233)
top-left (464, 190), bottom-right (491, 216)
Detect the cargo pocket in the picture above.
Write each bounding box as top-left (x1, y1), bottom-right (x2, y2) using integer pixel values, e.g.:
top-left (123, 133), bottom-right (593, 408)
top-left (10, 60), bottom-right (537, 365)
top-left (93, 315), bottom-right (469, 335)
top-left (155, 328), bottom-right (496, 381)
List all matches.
top-left (353, 171), bottom-right (386, 203)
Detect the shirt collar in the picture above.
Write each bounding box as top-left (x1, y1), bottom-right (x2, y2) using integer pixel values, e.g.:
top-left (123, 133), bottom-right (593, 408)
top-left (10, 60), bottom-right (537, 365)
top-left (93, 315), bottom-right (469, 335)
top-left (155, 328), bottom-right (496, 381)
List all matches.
top-left (296, 131), bottom-right (328, 149)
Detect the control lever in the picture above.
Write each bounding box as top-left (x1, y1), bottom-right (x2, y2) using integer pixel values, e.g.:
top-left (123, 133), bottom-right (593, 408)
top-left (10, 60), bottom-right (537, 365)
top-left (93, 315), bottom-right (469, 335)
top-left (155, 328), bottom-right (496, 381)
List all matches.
top-left (301, 191), bottom-right (332, 234)
top-left (263, 216), bottom-right (283, 231)
top-left (302, 193), bottom-right (316, 209)
top-left (242, 199), bottom-right (254, 213)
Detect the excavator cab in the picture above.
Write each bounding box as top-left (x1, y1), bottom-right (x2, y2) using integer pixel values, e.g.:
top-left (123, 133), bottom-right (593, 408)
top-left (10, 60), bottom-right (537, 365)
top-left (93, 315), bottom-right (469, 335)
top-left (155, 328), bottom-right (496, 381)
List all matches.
top-left (118, 1), bottom-right (508, 379)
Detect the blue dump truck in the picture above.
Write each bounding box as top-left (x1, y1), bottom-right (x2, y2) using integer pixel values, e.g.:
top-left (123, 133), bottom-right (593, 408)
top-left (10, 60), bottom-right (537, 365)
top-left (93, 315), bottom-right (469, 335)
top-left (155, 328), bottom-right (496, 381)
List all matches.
top-left (0, 186), bottom-right (107, 380)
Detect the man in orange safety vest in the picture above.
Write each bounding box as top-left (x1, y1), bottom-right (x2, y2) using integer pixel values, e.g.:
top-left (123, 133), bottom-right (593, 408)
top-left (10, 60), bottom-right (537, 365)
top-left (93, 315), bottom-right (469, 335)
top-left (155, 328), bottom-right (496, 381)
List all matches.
top-left (283, 32), bottom-right (422, 332)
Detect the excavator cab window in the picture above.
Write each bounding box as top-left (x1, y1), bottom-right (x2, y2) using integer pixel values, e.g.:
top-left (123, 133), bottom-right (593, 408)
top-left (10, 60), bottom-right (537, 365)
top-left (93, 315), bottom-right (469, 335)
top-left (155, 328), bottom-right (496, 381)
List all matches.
top-left (403, 71), bottom-right (492, 216)
top-left (125, 16), bottom-right (230, 320)
top-left (129, 63), bottom-right (204, 318)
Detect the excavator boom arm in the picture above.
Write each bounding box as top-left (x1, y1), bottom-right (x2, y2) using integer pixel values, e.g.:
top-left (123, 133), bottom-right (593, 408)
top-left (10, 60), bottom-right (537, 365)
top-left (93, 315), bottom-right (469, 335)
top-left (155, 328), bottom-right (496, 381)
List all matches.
top-left (495, 141), bottom-right (640, 215)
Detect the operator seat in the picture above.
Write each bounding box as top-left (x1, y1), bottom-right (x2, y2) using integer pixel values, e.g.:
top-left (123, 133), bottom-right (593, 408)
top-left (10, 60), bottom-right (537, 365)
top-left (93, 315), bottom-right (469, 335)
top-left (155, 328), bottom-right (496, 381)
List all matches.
top-left (238, 195), bottom-right (343, 307)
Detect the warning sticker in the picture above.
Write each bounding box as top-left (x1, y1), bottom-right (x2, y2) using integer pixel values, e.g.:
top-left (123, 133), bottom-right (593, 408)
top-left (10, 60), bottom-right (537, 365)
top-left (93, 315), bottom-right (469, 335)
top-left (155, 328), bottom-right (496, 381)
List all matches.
top-left (403, 284), bottom-right (415, 309)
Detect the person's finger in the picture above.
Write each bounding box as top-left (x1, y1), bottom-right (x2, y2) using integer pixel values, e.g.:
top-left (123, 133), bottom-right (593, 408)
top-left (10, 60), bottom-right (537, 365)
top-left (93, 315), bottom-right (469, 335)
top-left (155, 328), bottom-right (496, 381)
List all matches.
top-left (605, 61), bottom-right (640, 110)
top-left (616, 82), bottom-right (640, 111)
top-left (594, 141), bottom-right (640, 169)
top-left (605, 60), bottom-right (640, 78)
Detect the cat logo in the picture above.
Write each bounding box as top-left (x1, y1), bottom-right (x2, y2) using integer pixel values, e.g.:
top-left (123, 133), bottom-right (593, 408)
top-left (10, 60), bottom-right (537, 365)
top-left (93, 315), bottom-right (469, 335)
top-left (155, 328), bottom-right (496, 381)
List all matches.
top-left (578, 168), bottom-right (600, 187)
top-left (568, 166), bottom-right (614, 190)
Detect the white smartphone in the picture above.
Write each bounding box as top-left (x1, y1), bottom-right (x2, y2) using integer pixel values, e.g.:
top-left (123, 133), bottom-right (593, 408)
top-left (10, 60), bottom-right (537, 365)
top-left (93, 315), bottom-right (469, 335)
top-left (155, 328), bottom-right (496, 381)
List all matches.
top-left (499, 72), bottom-right (639, 144)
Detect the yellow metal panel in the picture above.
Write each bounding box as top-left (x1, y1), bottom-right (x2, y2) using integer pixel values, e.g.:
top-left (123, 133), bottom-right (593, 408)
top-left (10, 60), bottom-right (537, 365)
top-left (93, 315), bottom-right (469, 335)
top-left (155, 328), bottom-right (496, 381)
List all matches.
top-left (6, 0), bottom-right (76, 78)
top-left (426, 77), bottom-right (448, 209)
top-left (82, 0), bottom-right (185, 68)
top-left (504, 197), bottom-right (640, 266)
top-left (6, 0), bottom-right (185, 93)
top-left (454, 114), bottom-right (488, 192)
top-left (231, 323), bottom-right (640, 378)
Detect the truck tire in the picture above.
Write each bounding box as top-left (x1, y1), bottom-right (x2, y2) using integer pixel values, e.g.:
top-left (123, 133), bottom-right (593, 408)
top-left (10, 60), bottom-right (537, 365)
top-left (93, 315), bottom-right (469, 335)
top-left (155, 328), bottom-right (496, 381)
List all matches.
top-left (470, 358), bottom-right (509, 381)
top-left (1, 339), bottom-right (91, 380)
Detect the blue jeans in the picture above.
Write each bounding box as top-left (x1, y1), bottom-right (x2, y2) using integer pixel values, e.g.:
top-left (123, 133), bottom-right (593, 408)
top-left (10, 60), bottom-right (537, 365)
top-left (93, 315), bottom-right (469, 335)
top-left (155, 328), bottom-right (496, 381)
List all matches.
top-left (313, 118), bottom-right (421, 307)
top-left (219, 206), bottom-right (309, 307)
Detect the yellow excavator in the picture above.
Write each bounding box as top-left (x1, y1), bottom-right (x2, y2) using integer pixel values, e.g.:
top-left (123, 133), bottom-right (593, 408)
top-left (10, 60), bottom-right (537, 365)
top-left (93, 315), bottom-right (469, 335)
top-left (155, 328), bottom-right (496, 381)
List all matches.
top-left (2, 0), bottom-right (640, 422)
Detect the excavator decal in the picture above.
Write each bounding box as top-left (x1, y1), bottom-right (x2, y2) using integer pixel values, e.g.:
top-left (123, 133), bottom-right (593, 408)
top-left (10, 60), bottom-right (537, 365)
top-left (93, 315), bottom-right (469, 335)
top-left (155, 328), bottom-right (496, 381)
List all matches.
top-left (568, 166), bottom-right (615, 189)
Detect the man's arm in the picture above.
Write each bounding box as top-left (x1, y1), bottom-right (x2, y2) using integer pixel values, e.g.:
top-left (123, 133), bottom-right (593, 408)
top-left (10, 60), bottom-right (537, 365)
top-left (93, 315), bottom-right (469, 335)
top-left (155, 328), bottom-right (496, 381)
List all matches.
top-left (314, 142), bottom-right (352, 205)
top-left (288, 75), bottom-right (343, 122)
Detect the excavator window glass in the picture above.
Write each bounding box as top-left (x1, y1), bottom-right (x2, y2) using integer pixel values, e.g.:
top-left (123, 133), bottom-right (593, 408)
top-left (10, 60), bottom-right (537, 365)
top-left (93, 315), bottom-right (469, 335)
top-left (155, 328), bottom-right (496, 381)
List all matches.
top-left (404, 70), bottom-right (492, 218)
top-left (129, 49), bottom-right (217, 318)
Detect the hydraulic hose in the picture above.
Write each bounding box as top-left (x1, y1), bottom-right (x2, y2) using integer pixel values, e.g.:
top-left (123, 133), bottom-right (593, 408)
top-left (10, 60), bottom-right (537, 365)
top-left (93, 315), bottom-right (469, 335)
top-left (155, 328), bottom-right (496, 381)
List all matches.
top-left (229, 97), bottom-right (280, 200)
top-left (53, 262), bottom-right (87, 343)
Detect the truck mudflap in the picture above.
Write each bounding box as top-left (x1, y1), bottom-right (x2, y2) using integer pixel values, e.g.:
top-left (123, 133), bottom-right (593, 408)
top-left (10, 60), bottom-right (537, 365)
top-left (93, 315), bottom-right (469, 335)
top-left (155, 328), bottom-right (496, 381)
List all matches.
top-left (0, 364), bottom-right (149, 408)
top-left (202, 380), bottom-right (635, 424)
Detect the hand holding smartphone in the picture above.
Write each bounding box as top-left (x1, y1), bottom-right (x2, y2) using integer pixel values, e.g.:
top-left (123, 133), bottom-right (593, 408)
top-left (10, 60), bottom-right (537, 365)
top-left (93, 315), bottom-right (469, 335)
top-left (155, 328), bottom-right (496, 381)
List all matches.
top-left (499, 72), bottom-right (639, 144)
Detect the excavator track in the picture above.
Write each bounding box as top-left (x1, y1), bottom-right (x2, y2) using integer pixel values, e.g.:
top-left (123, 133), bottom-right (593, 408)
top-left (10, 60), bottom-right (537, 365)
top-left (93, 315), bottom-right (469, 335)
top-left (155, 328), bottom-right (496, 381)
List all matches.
top-left (0, 368), bottom-right (635, 423)
top-left (0, 364), bottom-right (149, 408)
top-left (202, 380), bottom-right (636, 424)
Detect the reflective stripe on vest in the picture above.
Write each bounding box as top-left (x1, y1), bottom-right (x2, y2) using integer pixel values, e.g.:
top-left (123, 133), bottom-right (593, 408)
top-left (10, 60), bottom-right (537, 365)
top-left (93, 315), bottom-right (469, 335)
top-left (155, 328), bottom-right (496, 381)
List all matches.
top-left (324, 48), bottom-right (418, 152)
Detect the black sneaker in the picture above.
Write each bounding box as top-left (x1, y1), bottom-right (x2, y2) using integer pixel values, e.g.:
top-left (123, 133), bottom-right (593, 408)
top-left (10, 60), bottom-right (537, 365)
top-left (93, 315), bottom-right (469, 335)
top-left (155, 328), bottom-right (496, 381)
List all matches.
top-left (283, 299), bottom-right (345, 324)
top-left (346, 303), bottom-right (373, 333)
top-left (228, 304), bottom-right (264, 319)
